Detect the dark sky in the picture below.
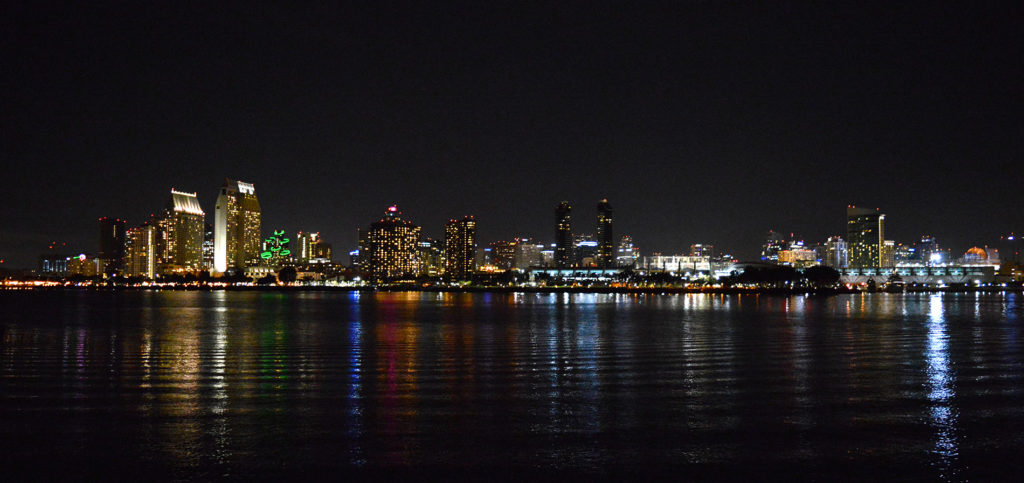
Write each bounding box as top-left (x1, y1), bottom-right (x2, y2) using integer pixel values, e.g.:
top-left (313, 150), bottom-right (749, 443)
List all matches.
top-left (2, 2), bottom-right (1022, 269)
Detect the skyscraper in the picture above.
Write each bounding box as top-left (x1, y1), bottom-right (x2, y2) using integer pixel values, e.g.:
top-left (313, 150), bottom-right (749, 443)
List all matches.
top-left (555, 201), bottom-right (573, 268)
top-left (125, 222), bottom-right (156, 279)
top-left (97, 217), bottom-right (126, 274)
top-left (596, 199), bottom-right (614, 268)
top-left (846, 205), bottom-right (885, 268)
top-left (214, 179), bottom-right (262, 273)
top-left (444, 215), bottom-right (476, 280)
top-left (158, 189), bottom-right (205, 273)
top-left (365, 205), bottom-right (421, 281)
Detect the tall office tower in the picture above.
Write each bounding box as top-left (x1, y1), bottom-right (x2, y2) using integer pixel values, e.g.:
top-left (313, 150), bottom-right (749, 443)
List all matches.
top-left (824, 236), bottom-right (848, 268)
top-left (444, 215), bottom-right (476, 280)
top-left (158, 189), bottom-right (205, 273)
top-left (574, 234), bottom-right (598, 267)
top-left (846, 205), bottom-right (885, 268)
top-left (596, 199), bottom-right (614, 268)
top-left (761, 230), bottom-right (788, 263)
top-left (365, 205), bottom-right (421, 281)
top-left (97, 217), bottom-right (127, 274)
top-left (312, 239), bottom-right (332, 263)
top-left (214, 179), bottom-right (262, 273)
top-left (125, 222), bottom-right (157, 279)
top-left (555, 201), bottom-right (573, 267)
top-left (916, 235), bottom-right (940, 264)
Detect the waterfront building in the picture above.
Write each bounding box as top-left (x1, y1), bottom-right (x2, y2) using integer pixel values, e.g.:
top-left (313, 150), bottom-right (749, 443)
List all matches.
top-left (37, 253), bottom-right (70, 277)
top-left (312, 238), bottom-right (332, 263)
top-left (67, 253), bottom-right (103, 277)
top-left (596, 199), bottom-right (614, 267)
top-left (555, 201), bottom-right (573, 267)
top-left (97, 217), bottom-right (126, 274)
top-left (444, 215), bottom-right (476, 280)
top-left (778, 248), bottom-right (819, 268)
top-left (823, 236), bottom-right (848, 268)
top-left (894, 243), bottom-right (916, 265)
top-left (881, 240), bottom-right (896, 268)
top-left (157, 189), bottom-right (205, 274)
top-left (638, 255), bottom-right (711, 273)
top-left (490, 240), bottom-right (518, 270)
top-left (574, 234), bottom-right (598, 267)
top-left (124, 222), bottom-right (156, 279)
top-left (417, 238), bottom-right (444, 276)
top-left (846, 205), bottom-right (885, 268)
top-left (616, 235), bottom-right (639, 268)
top-left (513, 239), bottom-right (544, 270)
top-left (540, 246), bottom-right (554, 267)
top-left (213, 179), bottom-right (262, 273)
top-left (365, 205), bottom-right (421, 281)
top-left (201, 223), bottom-right (214, 270)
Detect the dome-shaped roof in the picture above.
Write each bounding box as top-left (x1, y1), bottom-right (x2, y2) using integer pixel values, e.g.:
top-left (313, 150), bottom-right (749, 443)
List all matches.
top-left (966, 247), bottom-right (987, 259)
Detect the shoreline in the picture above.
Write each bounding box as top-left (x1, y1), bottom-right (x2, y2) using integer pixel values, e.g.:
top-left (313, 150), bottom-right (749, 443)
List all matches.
top-left (2, 285), bottom-right (1022, 295)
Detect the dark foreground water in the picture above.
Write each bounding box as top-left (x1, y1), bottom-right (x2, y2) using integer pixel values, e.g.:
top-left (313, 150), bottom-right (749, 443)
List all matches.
top-left (2, 291), bottom-right (1023, 480)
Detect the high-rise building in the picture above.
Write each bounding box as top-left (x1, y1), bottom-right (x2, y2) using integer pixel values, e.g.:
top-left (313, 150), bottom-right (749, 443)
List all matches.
top-left (444, 215), bottom-right (476, 280)
top-left (417, 238), bottom-right (444, 276)
top-left (201, 223), bottom-right (214, 270)
top-left (823, 236), bottom-right (848, 268)
top-left (214, 179), bottom-right (262, 273)
top-left (555, 201), bottom-right (573, 268)
top-left (761, 230), bottom-right (788, 263)
top-left (596, 199), bottom-right (614, 268)
top-left (513, 238), bottom-right (543, 270)
top-left (616, 235), bottom-right (639, 268)
top-left (98, 217), bottom-right (126, 274)
top-left (489, 240), bottom-right (518, 270)
top-left (365, 205), bottom-right (421, 281)
top-left (125, 222), bottom-right (157, 279)
top-left (158, 189), bottom-right (205, 273)
top-left (846, 205), bottom-right (885, 268)
top-left (295, 231), bottom-right (316, 263)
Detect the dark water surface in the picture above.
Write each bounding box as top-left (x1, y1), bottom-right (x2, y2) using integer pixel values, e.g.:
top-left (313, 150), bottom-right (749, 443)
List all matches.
top-left (2, 290), bottom-right (1023, 480)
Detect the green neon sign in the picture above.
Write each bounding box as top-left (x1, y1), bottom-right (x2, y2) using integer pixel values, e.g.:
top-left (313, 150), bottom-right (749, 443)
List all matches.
top-left (261, 230), bottom-right (291, 260)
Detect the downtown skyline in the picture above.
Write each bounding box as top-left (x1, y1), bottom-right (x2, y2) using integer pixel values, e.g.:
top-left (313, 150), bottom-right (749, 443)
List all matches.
top-left (2, 3), bottom-right (1021, 269)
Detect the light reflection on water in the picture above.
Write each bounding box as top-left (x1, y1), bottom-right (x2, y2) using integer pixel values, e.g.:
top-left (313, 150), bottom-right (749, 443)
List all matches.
top-left (926, 294), bottom-right (960, 481)
top-left (1, 291), bottom-right (1023, 479)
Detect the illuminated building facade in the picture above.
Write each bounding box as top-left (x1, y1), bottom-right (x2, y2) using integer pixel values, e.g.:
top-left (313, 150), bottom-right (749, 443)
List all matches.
top-left (555, 201), bottom-right (573, 267)
top-left (98, 217), bottom-right (126, 274)
top-left (366, 205), bottom-right (421, 280)
top-left (638, 255), bottom-right (711, 273)
top-left (574, 234), bottom-right (598, 267)
top-left (201, 223), bottom-right (214, 270)
top-left (125, 223), bottom-right (156, 278)
top-left (761, 230), bottom-right (787, 263)
top-left (489, 240), bottom-right (517, 270)
top-left (881, 240), bottom-right (896, 268)
top-left (690, 244), bottom-right (714, 257)
top-left (417, 238), bottom-right (444, 276)
top-left (777, 248), bottom-right (819, 268)
top-left (616, 235), bottom-right (639, 268)
top-left (596, 199), bottom-right (614, 267)
top-left (846, 205), bottom-right (885, 268)
top-left (158, 190), bottom-right (205, 273)
top-left (214, 179), bottom-right (262, 273)
top-left (823, 236), bottom-right (848, 268)
top-left (444, 216), bottom-right (476, 280)
top-left (514, 239), bottom-right (543, 270)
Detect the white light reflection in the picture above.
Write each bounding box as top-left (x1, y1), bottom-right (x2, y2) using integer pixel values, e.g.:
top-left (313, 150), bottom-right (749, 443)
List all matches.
top-left (926, 294), bottom-right (960, 480)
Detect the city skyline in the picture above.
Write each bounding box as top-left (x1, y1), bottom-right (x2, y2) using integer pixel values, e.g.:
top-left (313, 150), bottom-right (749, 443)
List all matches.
top-left (2, 3), bottom-right (1021, 269)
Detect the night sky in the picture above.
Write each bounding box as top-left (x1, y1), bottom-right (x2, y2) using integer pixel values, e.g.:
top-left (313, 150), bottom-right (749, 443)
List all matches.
top-left (2, 2), bottom-right (1021, 269)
